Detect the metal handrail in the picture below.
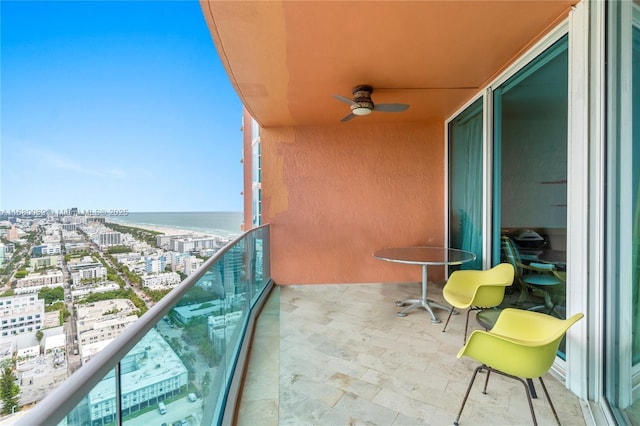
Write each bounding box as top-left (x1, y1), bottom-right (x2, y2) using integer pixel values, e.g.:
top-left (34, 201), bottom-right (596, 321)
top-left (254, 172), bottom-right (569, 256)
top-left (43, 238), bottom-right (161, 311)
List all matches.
top-left (18, 224), bottom-right (270, 426)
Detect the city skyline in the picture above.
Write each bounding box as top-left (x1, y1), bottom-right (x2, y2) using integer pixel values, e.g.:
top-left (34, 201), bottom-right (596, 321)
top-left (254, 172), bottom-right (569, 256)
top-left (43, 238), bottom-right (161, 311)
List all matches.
top-left (1, 1), bottom-right (244, 213)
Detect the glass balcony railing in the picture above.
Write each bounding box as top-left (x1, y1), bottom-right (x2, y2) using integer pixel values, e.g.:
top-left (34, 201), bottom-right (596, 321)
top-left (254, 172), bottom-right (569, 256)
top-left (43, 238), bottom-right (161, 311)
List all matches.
top-left (18, 225), bottom-right (271, 426)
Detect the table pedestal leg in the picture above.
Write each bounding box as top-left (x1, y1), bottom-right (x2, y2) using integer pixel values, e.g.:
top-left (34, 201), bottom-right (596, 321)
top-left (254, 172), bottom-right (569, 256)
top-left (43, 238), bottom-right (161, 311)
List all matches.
top-left (395, 265), bottom-right (448, 323)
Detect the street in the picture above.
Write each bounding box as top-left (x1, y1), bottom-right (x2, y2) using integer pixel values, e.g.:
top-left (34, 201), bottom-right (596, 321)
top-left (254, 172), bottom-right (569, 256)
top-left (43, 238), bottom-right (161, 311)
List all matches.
top-left (124, 394), bottom-right (201, 426)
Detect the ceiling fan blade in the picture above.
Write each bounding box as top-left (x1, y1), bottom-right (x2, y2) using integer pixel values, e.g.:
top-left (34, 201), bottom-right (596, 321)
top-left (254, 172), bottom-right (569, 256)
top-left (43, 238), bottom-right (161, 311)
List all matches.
top-left (374, 103), bottom-right (410, 112)
top-left (333, 94), bottom-right (355, 105)
top-left (340, 113), bottom-right (357, 122)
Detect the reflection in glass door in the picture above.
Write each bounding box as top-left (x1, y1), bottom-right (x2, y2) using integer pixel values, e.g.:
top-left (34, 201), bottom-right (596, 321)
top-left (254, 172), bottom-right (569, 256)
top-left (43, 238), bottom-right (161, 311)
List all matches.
top-left (493, 36), bottom-right (569, 339)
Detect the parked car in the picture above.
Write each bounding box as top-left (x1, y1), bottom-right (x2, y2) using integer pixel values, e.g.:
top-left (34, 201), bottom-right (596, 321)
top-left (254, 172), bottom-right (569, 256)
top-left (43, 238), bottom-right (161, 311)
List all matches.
top-left (188, 393), bottom-right (197, 402)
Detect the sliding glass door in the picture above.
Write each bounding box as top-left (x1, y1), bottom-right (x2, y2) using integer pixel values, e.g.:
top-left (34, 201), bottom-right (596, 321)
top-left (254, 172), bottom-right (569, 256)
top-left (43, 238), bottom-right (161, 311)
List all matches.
top-left (493, 36), bottom-right (569, 326)
top-left (448, 98), bottom-right (483, 270)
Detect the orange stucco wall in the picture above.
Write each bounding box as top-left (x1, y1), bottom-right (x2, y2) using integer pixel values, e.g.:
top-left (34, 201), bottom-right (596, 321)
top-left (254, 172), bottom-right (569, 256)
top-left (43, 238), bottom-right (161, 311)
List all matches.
top-left (261, 122), bottom-right (446, 285)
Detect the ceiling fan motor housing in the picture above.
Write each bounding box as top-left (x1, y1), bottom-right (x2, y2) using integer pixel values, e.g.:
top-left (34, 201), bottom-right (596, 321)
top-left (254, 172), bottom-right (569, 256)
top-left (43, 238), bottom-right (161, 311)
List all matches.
top-left (351, 85), bottom-right (374, 113)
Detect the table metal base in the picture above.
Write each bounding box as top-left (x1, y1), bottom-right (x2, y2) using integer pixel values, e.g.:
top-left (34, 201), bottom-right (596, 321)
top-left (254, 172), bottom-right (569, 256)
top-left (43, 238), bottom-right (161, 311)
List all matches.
top-left (395, 298), bottom-right (450, 323)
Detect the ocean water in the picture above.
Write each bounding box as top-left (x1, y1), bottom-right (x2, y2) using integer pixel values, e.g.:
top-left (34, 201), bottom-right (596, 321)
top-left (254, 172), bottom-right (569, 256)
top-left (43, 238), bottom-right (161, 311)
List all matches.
top-left (110, 211), bottom-right (243, 238)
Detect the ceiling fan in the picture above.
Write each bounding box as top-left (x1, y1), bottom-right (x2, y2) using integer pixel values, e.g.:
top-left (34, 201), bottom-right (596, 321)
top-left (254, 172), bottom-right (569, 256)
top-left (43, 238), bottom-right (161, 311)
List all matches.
top-left (332, 85), bottom-right (409, 122)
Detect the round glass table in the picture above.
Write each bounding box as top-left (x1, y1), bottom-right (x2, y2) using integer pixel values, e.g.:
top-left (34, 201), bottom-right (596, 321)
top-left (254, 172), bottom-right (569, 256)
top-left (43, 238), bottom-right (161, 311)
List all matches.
top-left (373, 247), bottom-right (476, 323)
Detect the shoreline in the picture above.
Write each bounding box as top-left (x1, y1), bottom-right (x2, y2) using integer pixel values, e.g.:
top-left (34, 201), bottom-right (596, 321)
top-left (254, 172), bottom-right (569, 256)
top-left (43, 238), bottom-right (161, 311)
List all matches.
top-left (106, 220), bottom-right (217, 239)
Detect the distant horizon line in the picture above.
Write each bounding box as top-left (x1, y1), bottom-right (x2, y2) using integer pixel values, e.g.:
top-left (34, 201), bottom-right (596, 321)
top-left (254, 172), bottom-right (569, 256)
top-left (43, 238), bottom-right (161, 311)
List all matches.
top-left (124, 211), bottom-right (242, 213)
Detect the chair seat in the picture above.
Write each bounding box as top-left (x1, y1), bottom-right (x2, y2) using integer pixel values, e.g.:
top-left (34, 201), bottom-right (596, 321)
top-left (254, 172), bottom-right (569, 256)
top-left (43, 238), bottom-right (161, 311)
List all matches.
top-left (454, 309), bottom-right (584, 426)
top-left (522, 275), bottom-right (561, 286)
top-left (442, 263), bottom-right (514, 343)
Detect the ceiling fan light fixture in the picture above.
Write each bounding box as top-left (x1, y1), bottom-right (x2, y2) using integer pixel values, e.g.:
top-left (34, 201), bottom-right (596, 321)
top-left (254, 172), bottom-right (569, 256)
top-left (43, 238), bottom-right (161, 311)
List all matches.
top-left (352, 107), bottom-right (372, 116)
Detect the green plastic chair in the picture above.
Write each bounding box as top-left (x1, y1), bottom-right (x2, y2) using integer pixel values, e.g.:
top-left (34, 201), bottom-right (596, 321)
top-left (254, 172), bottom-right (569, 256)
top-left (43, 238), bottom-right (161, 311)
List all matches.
top-left (501, 236), bottom-right (565, 316)
top-left (442, 263), bottom-right (515, 343)
top-left (454, 308), bottom-right (584, 426)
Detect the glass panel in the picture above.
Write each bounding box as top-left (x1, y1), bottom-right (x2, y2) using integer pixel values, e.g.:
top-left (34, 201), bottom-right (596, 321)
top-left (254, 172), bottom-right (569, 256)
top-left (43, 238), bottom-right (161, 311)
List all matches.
top-left (59, 226), bottom-right (270, 426)
top-left (631, 16), bottom-right (640, 423)
top-left (63, 369), bottom-right (114, 426)
top-left (493, 37), bottom-right (569, 330)
top-left (449, 97), bottom-right (484, 270)
top-left (609, 1), bottom-right (640, 421)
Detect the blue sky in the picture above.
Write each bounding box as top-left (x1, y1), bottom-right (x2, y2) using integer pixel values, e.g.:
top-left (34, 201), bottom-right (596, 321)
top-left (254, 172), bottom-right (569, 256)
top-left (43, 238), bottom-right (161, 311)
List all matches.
top-left (1, 0), bottom-right (244, 213)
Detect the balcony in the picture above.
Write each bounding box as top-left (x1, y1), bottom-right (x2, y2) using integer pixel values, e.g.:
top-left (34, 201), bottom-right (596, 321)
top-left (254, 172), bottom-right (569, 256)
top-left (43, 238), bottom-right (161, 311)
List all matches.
top-left (238, 282), bottom-right (586, 425)
top-left (18, 224), bottom-right (585, 425)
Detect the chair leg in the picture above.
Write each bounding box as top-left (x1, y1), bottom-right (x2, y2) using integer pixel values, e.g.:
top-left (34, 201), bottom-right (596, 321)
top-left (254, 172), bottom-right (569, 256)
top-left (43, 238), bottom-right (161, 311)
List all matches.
top-left (538, 377), bottom-right (561, 426)
top-left (442, 307), bottom-right (455, 333)
top-left (482, 368), bottom-right (491, 394)
top-left (454, 365), bottom-right (484, 426)
top-left (463, 309), bottom-right (473, 344)
top-left (482, 367), bottom-right (538, 426)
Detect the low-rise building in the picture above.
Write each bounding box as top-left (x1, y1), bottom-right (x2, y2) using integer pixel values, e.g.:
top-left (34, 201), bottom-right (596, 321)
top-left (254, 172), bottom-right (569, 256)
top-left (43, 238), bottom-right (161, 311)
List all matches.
top-left (31, 243), bottom-right (62, 256)
top-left (15, 271), bottom-right (64, 294)
top-left (0, 294), bottom-right (44, 336)
top-left (208, 311), bottom-right (243, 352)
top-left (173, 301), bottom-right (224, 324)
top-left (69, 264), bottom-right (107, 286)
top-left (141, 272), bottom-right (181, 290)
top-left (85, 328), bottom-right (188, 423)
top-left (76, 300), bottom-right (138, 365)
top-left (71, 282), bottom-right (120, 299)
top-left (31, 255), bottom-right (60, 270)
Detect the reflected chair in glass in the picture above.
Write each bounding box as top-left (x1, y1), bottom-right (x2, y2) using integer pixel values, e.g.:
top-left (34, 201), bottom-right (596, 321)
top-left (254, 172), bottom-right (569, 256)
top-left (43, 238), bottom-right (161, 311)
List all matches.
top-left (454, 308), bottom-right (584, 426)
top-left (501, 236), bottom-right (565, 317)
top-left (442, 263), bottom-right (515, 343)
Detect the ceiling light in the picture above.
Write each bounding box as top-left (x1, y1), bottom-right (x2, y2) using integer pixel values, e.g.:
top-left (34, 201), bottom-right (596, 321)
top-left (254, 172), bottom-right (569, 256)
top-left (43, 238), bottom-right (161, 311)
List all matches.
top-left (352, 107), bottom-right (372, 116)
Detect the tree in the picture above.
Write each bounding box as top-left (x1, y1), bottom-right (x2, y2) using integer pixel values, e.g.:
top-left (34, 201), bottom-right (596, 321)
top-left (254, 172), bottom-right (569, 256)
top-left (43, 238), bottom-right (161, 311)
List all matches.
top-left (0, 367), bottom-right (19, 415)
top-left (38, 287), bottom-right (64, 305)
top-left (201, 372), bottom-right (212, 399)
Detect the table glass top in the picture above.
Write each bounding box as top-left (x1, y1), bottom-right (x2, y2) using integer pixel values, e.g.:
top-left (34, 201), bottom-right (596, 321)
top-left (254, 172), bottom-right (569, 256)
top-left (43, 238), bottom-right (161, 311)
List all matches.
top-left (373, 246), bottom-right (476, 266)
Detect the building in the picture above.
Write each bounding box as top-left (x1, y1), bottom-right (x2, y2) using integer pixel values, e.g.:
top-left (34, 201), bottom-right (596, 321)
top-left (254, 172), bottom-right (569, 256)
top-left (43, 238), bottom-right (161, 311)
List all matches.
top-left (141, 272), bottom-right (181, 290)
top-left (184, 255), bottom-right (204, 276)
top-left (76, 300), bottom-right (138, 365)
top-left (31, 255), bottom-right (59, 270)
top-left (14, 271), bottom-right (64, 294)
top-left (31, 243), bottom-right (62, 256)
top-left (171, 236), bottom-right (221, 253)
top-left (6, 225), bottom-right (18, 241)
top-left (207, 311), bottom-right (242, 353)
top-left (0, 294), bottom-right (44, 337)
top-left (156, 234), bottom-right (191, 250)
top-left (144, 255), bottom-right (165, 274)
top-left (0, 243), bottom-right (5, 267)
top-left (95, 232), bottom-right (121, 247)
top-left (70, 282), bottom-right (120, 299)
top-left (62, 223), bottom-right (77, 231)
top-left (81, 329), bottom-right (188, 424)
top-left (172, 301), bottom-right (224, 324)
top-left (68, 258), bottom-right (107, 286)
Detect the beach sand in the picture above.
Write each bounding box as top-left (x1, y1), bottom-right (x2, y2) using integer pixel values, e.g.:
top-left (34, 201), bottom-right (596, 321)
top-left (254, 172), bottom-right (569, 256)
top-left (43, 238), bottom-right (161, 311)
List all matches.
top-left (109, 221), bottom-right (214, 238)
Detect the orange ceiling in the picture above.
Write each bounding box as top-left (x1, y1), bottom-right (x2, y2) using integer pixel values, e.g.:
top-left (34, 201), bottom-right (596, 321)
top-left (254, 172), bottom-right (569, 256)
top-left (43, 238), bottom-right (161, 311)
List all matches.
top-left (200, 1), bottom-right (575, 127)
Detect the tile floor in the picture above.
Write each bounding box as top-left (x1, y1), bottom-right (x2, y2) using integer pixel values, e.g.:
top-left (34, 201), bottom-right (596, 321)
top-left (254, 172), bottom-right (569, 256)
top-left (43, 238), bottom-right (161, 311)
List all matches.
top-left (237, 282), bottom-right (587, 426)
